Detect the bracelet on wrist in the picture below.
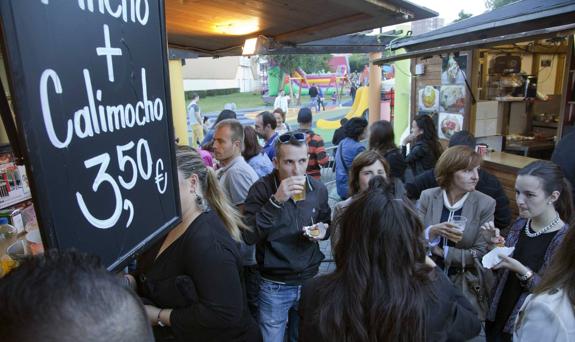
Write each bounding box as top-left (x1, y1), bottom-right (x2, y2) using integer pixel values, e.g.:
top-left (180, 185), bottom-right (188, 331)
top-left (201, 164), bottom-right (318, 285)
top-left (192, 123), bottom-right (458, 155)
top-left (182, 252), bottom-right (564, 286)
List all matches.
top-left (156, 309), bottom-right (165, 327)
top-left (516, 269), bottom-right (534, 283)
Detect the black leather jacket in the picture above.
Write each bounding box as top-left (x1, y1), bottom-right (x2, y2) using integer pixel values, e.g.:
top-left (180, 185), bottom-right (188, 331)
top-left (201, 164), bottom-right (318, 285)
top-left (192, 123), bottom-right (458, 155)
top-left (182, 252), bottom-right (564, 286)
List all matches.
top-left (403, 140), bottom-right (438, 177)
top-left (244, 171), bottom-right (331, 284)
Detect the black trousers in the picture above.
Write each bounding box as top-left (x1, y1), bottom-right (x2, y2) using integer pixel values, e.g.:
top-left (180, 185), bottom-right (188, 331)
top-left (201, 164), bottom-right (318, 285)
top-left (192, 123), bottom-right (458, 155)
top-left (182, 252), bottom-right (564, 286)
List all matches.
top-left (244, 265), bottom-right (260, 320)
top-left (485, 320), bottom-right (512, 342)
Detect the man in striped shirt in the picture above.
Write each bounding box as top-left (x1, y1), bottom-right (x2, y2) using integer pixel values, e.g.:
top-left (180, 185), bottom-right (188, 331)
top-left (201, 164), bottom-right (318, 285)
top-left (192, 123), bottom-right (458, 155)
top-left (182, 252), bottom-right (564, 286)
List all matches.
top-left (295, 108), bottom-right (329, 179)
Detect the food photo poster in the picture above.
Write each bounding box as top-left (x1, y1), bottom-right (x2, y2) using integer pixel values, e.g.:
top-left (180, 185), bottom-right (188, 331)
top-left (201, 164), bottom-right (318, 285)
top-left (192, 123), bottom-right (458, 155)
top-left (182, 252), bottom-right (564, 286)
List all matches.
top-left (440, 85), bottom-right (466, 113)
top-left (418, 85), bottom-right (440, 112)
top-left (438, 113), bottom-right (464, 140)
top-left (441, 55), bottom-right (467, 85)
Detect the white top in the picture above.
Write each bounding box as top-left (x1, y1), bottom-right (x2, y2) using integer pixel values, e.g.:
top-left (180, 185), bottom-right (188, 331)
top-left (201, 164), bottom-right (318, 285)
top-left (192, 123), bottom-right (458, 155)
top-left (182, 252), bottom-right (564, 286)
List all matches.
top-left (514, 288), bottom-right (575, 341)
top-left (274, 95), bottom-right (290, 113)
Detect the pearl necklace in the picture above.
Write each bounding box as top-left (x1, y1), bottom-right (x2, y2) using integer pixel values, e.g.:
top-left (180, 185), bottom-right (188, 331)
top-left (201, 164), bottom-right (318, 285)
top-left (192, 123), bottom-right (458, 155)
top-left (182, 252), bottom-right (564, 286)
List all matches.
top-left (525, 214), bottom-right (560, 238)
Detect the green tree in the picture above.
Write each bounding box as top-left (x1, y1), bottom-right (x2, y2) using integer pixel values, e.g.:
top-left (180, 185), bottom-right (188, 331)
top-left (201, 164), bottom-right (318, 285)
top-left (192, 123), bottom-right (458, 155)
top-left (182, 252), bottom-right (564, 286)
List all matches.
top-left (485, 0), bottom-right (517, 9)
top-left (453, 10), bottom-right (473, 23)
top-left (269, 54), bottom-right (331, 74)
top-left (349, 54), bottom-right (370, 73)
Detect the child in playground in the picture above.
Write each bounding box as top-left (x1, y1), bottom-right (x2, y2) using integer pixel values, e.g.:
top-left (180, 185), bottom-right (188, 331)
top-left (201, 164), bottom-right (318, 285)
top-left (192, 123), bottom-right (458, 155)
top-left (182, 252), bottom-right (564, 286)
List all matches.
top-left (273, 90), bottom-right (290, 114)
top-left (317, 86), bottom-right (325, 112)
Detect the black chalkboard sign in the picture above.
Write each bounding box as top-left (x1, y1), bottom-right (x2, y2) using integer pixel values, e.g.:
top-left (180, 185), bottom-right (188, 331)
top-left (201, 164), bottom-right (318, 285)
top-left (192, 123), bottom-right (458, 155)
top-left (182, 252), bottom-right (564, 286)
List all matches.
top-left (0, 0), bottom-right (180, 270)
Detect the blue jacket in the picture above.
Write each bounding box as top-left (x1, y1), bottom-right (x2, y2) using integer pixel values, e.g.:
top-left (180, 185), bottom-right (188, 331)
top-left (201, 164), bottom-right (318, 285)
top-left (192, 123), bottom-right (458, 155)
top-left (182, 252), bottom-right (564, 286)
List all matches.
top-left (262, 132), bottom-right (278, 161)
top-left (335, 138), bottom-right (365, 199)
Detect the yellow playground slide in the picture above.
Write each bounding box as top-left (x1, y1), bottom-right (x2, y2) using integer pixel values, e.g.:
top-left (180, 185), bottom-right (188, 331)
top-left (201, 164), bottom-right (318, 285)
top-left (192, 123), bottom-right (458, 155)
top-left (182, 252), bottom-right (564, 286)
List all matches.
top-left (316, 86), bottom-right (369, 129)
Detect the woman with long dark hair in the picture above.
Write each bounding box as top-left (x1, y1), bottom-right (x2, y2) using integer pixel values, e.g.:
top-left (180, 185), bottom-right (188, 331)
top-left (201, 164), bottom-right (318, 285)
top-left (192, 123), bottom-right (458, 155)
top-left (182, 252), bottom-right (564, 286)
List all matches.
top-left (369, 120), bottom-right (406, 180)
top-left (131, 147), bottom-right (260, 341)
top-left (299, 176), bottom-right (481, 342)
top-left (242, 125), bottom-right (273, 178)
top-left (484, 160), bottom-right (573, 341)
top-left (514, 221), bottom-right (575, 340)
top-left (402, 114), bottom-right (443, 179)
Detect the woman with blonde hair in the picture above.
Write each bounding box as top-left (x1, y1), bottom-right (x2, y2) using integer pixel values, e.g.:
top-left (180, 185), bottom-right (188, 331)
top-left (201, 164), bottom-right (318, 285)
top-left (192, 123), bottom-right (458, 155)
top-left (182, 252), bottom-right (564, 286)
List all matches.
top-left (131, 146), bottom-right (261, 341)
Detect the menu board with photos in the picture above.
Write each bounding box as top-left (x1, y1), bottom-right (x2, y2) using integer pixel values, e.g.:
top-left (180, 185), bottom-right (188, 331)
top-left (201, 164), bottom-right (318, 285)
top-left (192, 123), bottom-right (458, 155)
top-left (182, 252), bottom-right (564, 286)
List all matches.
top-left (0, 0), bottom-right (180, 270)
top-left (437, 54), bottom-right (470, 138)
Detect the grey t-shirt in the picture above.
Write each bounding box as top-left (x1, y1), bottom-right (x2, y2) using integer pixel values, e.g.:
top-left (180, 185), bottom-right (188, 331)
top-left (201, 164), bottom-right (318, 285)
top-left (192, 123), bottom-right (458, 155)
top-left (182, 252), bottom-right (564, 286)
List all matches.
top-left (217, 156), bottom-right (259, 206)
top-left (217, 156), bottom-right (259, 265)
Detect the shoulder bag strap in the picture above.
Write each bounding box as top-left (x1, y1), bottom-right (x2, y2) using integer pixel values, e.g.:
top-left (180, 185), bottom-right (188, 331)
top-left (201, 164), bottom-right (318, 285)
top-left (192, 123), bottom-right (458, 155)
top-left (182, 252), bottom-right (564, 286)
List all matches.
top-left (338, 141), bottom-right (349, 173)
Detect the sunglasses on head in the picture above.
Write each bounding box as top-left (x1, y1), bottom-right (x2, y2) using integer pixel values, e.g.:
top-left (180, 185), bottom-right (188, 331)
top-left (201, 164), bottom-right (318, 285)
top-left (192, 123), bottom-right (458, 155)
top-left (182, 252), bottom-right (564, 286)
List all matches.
top-left (278, 132), bottom-right (306, 144)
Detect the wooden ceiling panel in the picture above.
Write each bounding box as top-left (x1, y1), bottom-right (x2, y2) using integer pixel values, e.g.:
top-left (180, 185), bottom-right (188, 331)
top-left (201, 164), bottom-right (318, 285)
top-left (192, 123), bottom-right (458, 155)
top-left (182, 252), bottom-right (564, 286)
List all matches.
top-left (165, 0), bottom-right (436, 56)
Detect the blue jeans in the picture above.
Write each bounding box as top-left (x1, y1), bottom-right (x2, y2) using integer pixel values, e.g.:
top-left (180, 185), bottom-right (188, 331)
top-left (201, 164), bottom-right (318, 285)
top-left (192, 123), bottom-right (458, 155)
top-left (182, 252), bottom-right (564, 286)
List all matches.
top-left (309, 97), bottom-right (318, 111)
top-left (258, 278), bottom-right (301, 342)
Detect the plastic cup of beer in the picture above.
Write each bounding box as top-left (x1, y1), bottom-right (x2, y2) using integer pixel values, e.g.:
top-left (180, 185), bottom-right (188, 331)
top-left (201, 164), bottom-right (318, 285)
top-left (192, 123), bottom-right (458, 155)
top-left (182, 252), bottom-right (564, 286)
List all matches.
top-left (450, 215), bottom-right (467, 232)
top-left (292, 188), bottom-right (305, 202)
top-left (292, 177), bottom-right (306, 202)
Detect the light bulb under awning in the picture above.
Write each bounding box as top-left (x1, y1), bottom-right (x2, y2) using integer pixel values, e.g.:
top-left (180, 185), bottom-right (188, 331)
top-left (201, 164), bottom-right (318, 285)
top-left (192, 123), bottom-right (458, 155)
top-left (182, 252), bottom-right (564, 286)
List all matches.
top-left (214, 18), bottom-right (259, 36)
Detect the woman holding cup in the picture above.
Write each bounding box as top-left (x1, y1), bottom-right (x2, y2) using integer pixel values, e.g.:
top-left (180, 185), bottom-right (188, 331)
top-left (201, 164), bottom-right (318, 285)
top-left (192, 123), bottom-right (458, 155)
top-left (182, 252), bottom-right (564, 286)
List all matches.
top-left (419, 146), bottom-right (495, 318)
top-left (483, 160), bottom-right (573, 341)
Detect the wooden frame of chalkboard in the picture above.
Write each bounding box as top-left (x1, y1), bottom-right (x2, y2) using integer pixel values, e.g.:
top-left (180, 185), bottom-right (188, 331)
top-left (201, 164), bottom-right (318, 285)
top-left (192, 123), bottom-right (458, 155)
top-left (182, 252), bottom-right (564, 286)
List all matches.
top-left (0, 0), bottom-right (181, 271)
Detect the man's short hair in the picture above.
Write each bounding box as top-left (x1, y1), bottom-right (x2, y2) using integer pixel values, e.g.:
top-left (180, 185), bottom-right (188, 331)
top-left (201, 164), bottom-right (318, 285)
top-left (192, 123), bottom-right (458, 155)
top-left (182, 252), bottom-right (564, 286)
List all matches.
top-left (257, 111), bottom-right (277, 130)
top-left (0, 250), bottom-right (153, 342)
top-left (274, 131), bottom-right (307, 160)
top-left (191, 92), bottom-right (199, 100)
top-left (448, 130), bottom-right (476, 149)
top-left (297, 107), bottom-right (313, 124)
top-left (215, 119), bottom-right (245, 149)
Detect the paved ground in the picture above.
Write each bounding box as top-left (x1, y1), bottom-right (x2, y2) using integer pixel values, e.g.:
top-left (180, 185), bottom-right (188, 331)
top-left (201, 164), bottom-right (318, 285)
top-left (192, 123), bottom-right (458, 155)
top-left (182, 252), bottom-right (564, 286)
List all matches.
top-left (317, 162), bottom-right (339, 276)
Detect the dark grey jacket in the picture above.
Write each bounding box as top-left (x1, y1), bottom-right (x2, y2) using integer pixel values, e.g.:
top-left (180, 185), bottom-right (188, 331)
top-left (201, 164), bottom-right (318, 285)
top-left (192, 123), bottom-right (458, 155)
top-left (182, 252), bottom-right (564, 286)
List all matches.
top-left (405, 168), bottom-right (512, 230)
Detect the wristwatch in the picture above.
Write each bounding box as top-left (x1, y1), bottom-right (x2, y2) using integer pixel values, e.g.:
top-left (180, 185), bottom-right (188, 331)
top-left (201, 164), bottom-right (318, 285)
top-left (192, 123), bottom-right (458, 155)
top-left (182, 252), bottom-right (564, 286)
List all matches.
top-left (269, 195), bottom-right (283, 208)
top-left (516, 269), bottom-right (534, 282)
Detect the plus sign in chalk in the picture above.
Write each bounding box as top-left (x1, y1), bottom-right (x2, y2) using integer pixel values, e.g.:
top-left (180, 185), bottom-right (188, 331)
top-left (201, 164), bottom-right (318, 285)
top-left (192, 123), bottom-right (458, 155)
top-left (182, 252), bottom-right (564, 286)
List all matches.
top-left (96, 24), bottom-right (122, 82)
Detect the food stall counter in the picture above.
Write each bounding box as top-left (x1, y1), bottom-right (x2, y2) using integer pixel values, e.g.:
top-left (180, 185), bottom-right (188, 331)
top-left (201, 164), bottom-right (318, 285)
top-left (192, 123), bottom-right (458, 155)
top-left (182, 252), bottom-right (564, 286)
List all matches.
top-left (483, 151), bottom-right (539, 170)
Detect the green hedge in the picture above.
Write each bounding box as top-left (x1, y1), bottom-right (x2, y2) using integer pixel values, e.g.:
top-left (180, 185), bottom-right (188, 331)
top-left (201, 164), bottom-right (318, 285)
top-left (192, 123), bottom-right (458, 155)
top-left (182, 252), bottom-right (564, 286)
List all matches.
top-left (185, 88), bottom-right (239, 100)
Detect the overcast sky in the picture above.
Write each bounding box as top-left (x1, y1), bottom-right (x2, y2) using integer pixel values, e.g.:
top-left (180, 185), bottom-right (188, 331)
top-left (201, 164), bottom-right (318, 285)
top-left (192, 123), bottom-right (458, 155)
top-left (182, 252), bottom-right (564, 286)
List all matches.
top-left (409, 0), bottom-right (488, 22)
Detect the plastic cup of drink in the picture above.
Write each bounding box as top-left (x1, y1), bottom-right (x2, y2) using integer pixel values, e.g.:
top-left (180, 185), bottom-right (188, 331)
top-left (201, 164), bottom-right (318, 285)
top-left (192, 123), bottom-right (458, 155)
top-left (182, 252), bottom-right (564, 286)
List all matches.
top-left (292, 189), bottom-right (305, 202)
top-left (25, 230), bottom-right (44, 255)
top-left (450, 215), bottom-right (467, 232)
top-left (476, 144), bottom-right (488, 156)
top-left (292, 179), bottom-right (306, 202)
